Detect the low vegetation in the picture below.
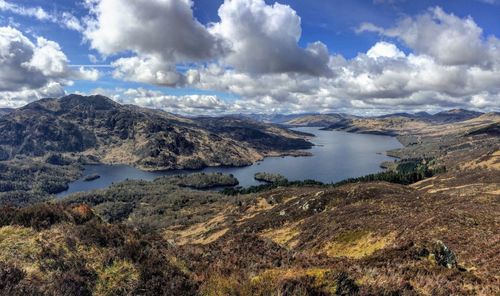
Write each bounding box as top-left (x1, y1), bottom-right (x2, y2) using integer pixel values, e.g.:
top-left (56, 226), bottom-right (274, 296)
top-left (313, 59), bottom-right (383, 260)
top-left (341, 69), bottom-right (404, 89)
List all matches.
top-left (0, 159), bottom-right (81, 206)
top-left (172, 172), bottom-right (239, 189)
top-left (333, 158), bottom-right (446, 187)
top-left (63, 174), bottom-right (249, 230)
top-left (254, 172), bottom-right (288, 183)
top-left (0, 203), bottom-right (197, 296)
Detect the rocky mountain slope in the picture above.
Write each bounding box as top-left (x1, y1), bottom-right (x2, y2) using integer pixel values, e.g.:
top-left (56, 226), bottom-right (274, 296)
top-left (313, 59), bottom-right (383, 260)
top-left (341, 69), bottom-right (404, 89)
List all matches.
top-left (0, 95), bottom-right (312, 170)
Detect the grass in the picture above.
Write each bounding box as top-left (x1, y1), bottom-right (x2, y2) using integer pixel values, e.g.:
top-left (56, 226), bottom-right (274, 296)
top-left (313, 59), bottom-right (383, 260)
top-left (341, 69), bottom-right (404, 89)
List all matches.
top-left (0, 226), bottom-right (39, 269)
top-left (200, 268), bottom-right (356, 296)
top-left (94, 260), bottom-right (139, 296)
top-left (323, 230), bottom-right (396, 259)
top-left (260, 222), bottom-right (301, 249)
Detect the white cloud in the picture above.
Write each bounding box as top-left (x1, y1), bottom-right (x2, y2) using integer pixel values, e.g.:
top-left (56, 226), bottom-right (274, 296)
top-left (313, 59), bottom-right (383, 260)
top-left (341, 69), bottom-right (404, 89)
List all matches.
top-left (0, 0), bottom-right (52, 21)
top-left (84, 0), bottom-right (225, 61)
top-left (0, 0), bottom-right (83, 32)
top-left (0, 82), bottom-right (65, 108)
top-left (61, 12), bottom-right (83, 32)
top-left (210, 0), bottom-right (332, 76)
top-left (358, 7), bottom-right (498, 67)
top-left (27, 37), bottom-right (69, 77)
top-left (0, 26), bottom-right (99, 107)
top-left (93, 88), bottom-right (230, 115)
top-left (83, 0), bottom-right (229, 87)
top-left (366, 42), bottom-right (405, 59)
top-left (83, 0), bottom-right (333, 86)
top-left (72, 66), bottom-right (100, 81)
top-left (111, 55), bottom-right (183, 86)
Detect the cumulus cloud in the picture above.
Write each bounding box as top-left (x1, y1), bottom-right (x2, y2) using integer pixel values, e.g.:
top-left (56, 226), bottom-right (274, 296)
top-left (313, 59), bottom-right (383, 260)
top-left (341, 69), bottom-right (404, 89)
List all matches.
top-left (358, 7), bottom-right (498, 67)
top-left (0, 27), bottom-right (66, 91)
top-left (2, 1), bottom-right (498, 114)
top-left (83, 0), bottom-right (333, 86)
top-left (210, 0), bottom-right (332, 76)
top-left (187, 34), bottom-right (500, 114)
top-left (0, 26), bottom-right (98, 106)
top-left (89, 88), bottom-right (230, 115)
top-left (174, 6), bottom-right (500, 114)
top-left (84, 0), bottom-right (225, 60)
top-left (0, 82), bottom-right (65, 108)
top-left (111, 56), bottom-right (182, 86)
top-left (83, 0), bottom-right (228, 86)
top-left (366, 42), bottom-right (405, 59)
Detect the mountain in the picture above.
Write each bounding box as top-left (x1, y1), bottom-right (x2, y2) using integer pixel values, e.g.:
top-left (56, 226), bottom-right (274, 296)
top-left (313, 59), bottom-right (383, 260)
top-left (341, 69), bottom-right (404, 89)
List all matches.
top-left (375, 109), bottom-right (483, 123)
top-left (321, 114), bottom-right (498, 137)
top-left (430, 108), bottom-right (483, 123)
top-left (241, 113), bottom-right (320, 124)
top-left (286, 113), bottom-right (358, 127)
top-left (286, 109), bottom-right (484, 129)
top-left (0, 95), bottom-right (312, 169)
top-left (0, 108), bottom-right (13, 117)
top-left (284, 109), bottom-right (488, 137)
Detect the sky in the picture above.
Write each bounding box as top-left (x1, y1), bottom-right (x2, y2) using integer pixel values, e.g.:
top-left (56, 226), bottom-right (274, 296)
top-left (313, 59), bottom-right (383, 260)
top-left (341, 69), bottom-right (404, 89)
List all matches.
top-left (0, 0), bottom-right (499, 115)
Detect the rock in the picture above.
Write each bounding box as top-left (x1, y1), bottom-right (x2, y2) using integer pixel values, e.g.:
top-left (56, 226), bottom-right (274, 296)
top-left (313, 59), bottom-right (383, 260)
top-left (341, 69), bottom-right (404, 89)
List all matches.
top-left (279, 210), bottom-right (286, 216)
top-left (433, 240), bottom-right (457, 269)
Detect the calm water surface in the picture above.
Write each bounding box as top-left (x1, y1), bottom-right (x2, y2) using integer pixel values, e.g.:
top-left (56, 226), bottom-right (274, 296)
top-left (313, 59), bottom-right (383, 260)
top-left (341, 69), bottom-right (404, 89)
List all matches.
top-left (58, 127), bottom-right (402, 197)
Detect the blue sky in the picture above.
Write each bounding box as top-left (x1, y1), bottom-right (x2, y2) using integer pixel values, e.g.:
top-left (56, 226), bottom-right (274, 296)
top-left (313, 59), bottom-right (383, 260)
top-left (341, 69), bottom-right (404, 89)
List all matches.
top-left (0, 0), bottom-right (499, 114)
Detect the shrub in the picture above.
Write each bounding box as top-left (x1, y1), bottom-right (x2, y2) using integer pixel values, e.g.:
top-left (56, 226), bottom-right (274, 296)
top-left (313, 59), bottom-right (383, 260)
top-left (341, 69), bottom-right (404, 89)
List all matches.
top-left (0, 262), bottom-right (25, 294)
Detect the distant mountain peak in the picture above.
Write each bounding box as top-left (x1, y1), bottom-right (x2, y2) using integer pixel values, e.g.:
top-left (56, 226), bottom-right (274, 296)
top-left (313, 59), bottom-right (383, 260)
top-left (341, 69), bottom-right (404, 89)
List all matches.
top-left (58, 94), bottom-right (119, 110)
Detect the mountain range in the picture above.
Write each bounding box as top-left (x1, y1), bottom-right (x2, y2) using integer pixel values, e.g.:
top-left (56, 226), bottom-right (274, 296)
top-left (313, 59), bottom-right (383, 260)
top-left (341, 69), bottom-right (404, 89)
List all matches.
top-left (285, 108), bottom-right (487, 128)
top-left (0, 108), bottom-right (13, 117)
top-left (0, 95), bottom-right (311, 170)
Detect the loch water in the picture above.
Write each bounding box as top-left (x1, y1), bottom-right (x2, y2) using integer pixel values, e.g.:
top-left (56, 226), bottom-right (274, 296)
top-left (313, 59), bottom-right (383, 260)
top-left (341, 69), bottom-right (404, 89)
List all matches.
top-left (58, 127), bottom-right (403, 197)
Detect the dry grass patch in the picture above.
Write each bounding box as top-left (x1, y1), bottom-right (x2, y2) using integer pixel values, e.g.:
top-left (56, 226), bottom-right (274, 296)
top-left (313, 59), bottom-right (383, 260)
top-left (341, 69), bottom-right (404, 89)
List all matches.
top-left (323, 230), bottom-right (396, 259)
top-left (252, 267), bottom-right (336, 292)
top-left (260, 221), bottom-right (301, 249)
top-left (94, 260), bottom-right (139, 296)
top-left (0, 226), bottom-right (39, 269)
top-left (164, 213), bottom-right (229, 245)
top-left (459, 150), bottom-right (500, 171)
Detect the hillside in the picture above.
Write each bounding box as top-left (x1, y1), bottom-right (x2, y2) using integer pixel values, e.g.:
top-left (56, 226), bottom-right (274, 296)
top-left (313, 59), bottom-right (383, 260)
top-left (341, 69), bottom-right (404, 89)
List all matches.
top-left (238, 113), bottom-right (320, 124)
top-left (286, 109), bottom-right (486, 132)
top-left (320, 113), bottom-right (498, 138)
top-left (0, 95), bottom-right (312, 170)
top-left (0, 108), bottom-right (13, 117)
top-left (286, 113), bottom-right (357, 127)
top-left (0, 110), bottom-right (498, 295)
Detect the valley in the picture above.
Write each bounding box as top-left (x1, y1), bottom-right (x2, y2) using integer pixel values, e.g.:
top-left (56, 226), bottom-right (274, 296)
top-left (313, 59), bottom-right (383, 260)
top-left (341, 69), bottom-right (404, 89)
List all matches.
top-left (0, 96), bottom-right (498, 295)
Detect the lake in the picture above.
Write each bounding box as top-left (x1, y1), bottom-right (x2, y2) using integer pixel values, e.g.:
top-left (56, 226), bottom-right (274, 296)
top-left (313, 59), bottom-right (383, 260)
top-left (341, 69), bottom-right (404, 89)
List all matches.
top-left (58, 127), bottom-right (402, 197)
